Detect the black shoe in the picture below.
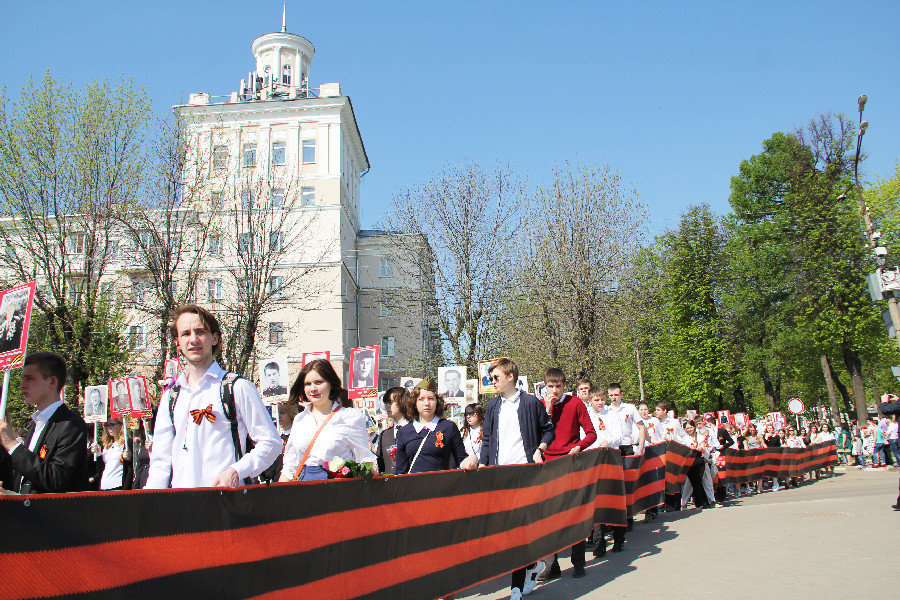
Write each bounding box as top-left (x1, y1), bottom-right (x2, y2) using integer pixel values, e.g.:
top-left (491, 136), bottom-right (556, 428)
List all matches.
top-left (573, 565), bottom-right (586, 578)
top-left (537, 561), bottom-right (561, 582)
top-left (592, 541), bottom-right (606, 558)
top-left (611, 543), bottom-right (624, 553)
top-left (892, 504), bottom-right (900, 511)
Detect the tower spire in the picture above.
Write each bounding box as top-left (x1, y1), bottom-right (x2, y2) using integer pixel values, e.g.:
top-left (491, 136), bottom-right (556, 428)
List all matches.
top-left (281, 3), bottom-right (286, 32)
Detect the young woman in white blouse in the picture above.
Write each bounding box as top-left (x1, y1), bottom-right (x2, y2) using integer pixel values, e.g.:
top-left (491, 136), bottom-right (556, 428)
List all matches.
top-left (461, 403), bottom-right (484, 461)
top-left (90, 419), bottom-right (132, 491)
top-left (279, 359), bottom-right (376, 482)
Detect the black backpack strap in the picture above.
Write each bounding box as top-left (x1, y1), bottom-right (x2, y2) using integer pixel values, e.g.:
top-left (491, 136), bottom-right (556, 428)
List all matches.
top-left (169, 384), bottom-right (182, 436)
top-left (220, 372), bottom-right (256, 485)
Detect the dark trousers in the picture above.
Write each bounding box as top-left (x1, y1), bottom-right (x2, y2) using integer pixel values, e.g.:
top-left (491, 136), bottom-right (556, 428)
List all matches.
top-left (686, 458), bottom-right (709, 507)
top-left (511, 563), bottom-right (535, 591)
top-left (611, 445), bottom-right (635, 539)
top-left (550, 539), bottom-right (586, 569)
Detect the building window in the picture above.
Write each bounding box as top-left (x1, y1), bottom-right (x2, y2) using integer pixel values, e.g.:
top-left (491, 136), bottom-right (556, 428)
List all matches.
top-left (271, 141), bottom-right (286, 165)
top-left (242, 143), bottom-right (257, 167)
top-left (132, 280), bottom-right (146, 304)
top-left (69, 284), bottom-right (83, 306)
top-left (170, 280), bottom-right (177, 298)
top-left (212, 145), bottom-right (228, 169)
top-left (69, 233), bottom-right (85, 254)
top-left (128, 325), bottom-right (145, 349)
top-left (210, 191), bottom-right (224, 206)
top-left (207, 279), bottom-right (223, 301)
top-left (302, 139), bottom-right (316, 164)
top-left (301, 186), bottom-right (315, 206)
top-left (380, 259), bottom-right (393, 277)
top-left (269, 322), bottom-right (284, 344)
top-left (282, 65), bottom-right (292, 86)
top-left (169, 234), bottom-right (181, 255)
top-left (269, 232), bottom-right (283, 253)
top-left (238, 233), bottom-right (252, 255)
top-left (271, 188), bottom-right (284, 208)
top-left (269, 276), bottom-right (283, 298)
top-left (379, 301), bottom-right (393, 317)
top-left (100, 281), bottom-right (115, 300)
top-left (381, 336), bottom-right (395, 357)
top-left (105, 240), bottom-right (119, 261)
top-left (240, 189), bottom-right (254, 209)
top-left (237, 278), bottom-right (251, 301)
top-left (208, 235), bottom-right (223, 255)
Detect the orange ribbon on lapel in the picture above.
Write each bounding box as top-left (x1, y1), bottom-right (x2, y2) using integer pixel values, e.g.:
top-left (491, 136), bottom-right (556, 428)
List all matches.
top-left (190, 404), bottom-right (216, 425)
top-left (39, 445), bottom-right (47, 459)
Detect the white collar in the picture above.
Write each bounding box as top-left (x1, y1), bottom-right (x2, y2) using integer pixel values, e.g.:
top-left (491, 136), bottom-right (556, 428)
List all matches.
top-left (500, 390), bottom-right (521, 404)
top-left (32, 399), bottom-right (63, 425)
top-left (177, 360), bottom-right (224, 389)
top-left (413, 415), bottom-right (440, 433)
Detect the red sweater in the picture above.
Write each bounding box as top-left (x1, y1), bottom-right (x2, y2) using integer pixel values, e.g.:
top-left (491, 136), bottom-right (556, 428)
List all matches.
top-left (545, 394), bottom-right (597, 459)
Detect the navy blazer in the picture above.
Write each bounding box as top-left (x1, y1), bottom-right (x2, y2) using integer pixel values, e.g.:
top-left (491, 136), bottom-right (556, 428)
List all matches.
top-left (395, 419), bottom-right (466, 474)
top-left (1, 403), bottom-right (88, 494)
top-left (480, 392), bottom-right (555, 466)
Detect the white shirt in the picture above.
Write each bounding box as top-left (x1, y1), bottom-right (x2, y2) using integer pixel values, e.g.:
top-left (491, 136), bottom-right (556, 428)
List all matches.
top-left (887, 422), bottom-right (898, 441)
top-left (412, 415), bottom-right (440, 433)
top-left (655, 417), bottom-right (685, 444)
top-left (12, 400), bottom-right (64, 455)
top-left (813, 432), bottom-right (835, 443)
top-left (146, 361), bottom-right (282, 489)
top-left (282, 406), bottom-right (376, 476)
top-left (607, 402), bottom-right (641, 446)
top-left (100, 442), bottom-right (125, 490)
top-left (636, 416), bottom-right (660, 445)
top-left (463, 425), bottom-right (483, 458)
top-left (497, 391), bottom-right (527, 465)
top-left (785, 436), bottom-right (806, 449)
top-left (586, 407), bottom-right (623, 450)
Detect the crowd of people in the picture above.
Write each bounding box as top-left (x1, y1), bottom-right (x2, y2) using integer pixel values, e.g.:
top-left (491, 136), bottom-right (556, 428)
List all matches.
top-left (1, 303), bottom-right (899, 600)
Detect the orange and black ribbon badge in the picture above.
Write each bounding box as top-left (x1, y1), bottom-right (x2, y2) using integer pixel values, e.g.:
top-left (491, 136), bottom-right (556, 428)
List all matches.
top-left (190, 404), bottom-right (216, 425)
top-left (39, 445), bottom-right (47, 459)
top-left (435, 431), bottom-right (444, 449)
top-left (596, 419), bottom-right (606, 431)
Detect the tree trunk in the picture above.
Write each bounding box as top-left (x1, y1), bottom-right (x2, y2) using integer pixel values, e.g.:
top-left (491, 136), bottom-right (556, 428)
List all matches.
top-left (635, 337), bottom-right (645, 404)
top-left (761, 367), bottom-right (777, 411)
top-left (842, 346), bottom-right (869, 425)
top-left (820, 354), bottom-right (840, 427)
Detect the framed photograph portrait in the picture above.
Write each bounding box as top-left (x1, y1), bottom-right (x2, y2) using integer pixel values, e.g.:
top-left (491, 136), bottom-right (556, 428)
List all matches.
top-left (400, 377), bottom-right (422, 393)
top-left (349, 346), bottom-right (379, 399)
top-left (83, 385), bottom-right (108, 424)
top-left (109, 378), bottom-right (131, 418)
top-left (126, 376), bottom-right (152, 419)
top-left (464, 379), bottom-right (478, 404)
top-left (478, 359), bottom-right (499, 395)
top-left (258, 357), bottom-right (289, 405)
top-left (163, 358), bottom-right (179, 384)
top-left (437, 366), bottom-right (466, 398)
top-left (516, 375), bottom-right (529, 393)
top-left (0, 281), bottom-right (36, 370)
top-left (302, 351), bottom-right (330, 366)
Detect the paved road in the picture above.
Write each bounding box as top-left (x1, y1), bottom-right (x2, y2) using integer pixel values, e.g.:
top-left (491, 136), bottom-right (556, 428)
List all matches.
top-left (457, 466), bottom-right (899, 600)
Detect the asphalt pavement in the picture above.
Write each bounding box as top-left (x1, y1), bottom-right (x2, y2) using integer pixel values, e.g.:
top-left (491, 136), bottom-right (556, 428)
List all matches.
top-left (456, 466), bottom-right (898, 600)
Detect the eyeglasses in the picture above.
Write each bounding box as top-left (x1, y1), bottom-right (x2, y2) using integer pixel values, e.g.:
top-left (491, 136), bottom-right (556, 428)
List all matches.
top-left (465, 411), bottom-right (476, 416)
top-left (490, 374), bottom-right (502, 381)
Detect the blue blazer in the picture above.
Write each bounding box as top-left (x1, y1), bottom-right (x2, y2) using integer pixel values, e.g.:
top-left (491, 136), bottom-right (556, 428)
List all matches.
top-left (480, 392), bottom-right (555, 466)
top-left (395, 419), bottom-right (466, 474)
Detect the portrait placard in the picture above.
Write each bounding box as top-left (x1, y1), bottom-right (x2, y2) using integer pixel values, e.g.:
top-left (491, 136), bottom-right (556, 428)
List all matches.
top-left (349, 346), bottom-right (379, 399)
top-left (400, 377), bottom-right (421, 393)
top-left (0, 281), bottom-right (36, 371)
top-left (534, 381), bottom-right (546, 399)
top-left (516, 375), bottom-right (529, 392)
top-left (163, 359), bottom-right (180, 384)
top-left (126, 376), bottom-right (152, 419)
top-left (464, 379), bottom-right (478, 404)
top-left (83, 385), bottom-right (108, 424)
top-left (717, 410), bottom-right (732, 426)
top-left (437, 366), bottom-right (466, 399)
top-left (478, 359), bottom-right (501, 395)
top-left (259, 357), bottom-right (289, 405)
top-left (302, 351), bottom-right (330, 365)
top-left (109, 378), bottom-right (131, 419)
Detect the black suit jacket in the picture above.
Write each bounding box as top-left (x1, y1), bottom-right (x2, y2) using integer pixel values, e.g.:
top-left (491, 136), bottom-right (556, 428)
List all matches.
top-left (1, 403), bottom-right (89, 494)
top-left (480, 392), bottom-right (555, 466)
top-left (376, 425), bottom-right (399, 475)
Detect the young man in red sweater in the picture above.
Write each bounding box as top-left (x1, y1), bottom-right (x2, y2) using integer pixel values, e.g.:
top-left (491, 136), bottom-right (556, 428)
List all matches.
top-left (537, 367), bottom-right (597, 581)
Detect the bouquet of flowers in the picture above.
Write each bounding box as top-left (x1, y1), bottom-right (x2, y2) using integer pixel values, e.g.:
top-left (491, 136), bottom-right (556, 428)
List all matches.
top-left (324, 456), bottom-right (377, 481)
top-left (714, 456), bottom-right (726, 470)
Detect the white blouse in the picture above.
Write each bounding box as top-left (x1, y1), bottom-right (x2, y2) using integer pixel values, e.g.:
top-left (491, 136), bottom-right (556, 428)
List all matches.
top-left (100, 442), bottom-right (125, 490)
top-left (463, 425), bottom-right (483, 458)
top-left (282, 406), bottom-right (376, 476)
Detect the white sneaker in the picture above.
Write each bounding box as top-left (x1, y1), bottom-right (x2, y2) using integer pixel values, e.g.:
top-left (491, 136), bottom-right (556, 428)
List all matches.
top-left (511, 587), bottom-right (523, 600)
top-left (523, 560), bottom-right (544, 595)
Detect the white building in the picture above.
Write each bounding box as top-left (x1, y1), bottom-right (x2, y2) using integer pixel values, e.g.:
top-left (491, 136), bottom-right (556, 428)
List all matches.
top-left (125, 20), bottom-right (438, 390)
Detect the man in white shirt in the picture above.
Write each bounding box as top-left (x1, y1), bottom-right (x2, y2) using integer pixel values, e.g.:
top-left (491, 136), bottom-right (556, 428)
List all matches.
top-left (479, 358), bottom-right (554, 599)
top-left (605, 383), bottom-right (646, 551)
top-left (585, 388), bottom-right (624, 556)
top-left (653, 401), bottom-right (687, 444)
top-left (146, 305), bottom-right (281, 489)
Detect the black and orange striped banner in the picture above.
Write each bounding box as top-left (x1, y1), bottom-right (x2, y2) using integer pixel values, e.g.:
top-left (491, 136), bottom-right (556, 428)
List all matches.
top-left (0, 442), bottom-right (832, 599)
top-left (717, 441), bottom-right (838, 485)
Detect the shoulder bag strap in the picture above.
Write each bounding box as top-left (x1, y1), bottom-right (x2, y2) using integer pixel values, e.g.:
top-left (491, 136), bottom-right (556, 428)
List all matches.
top-left (293, 405), bottom-right (340, 480)
top-left (407, 429), bottom-right (431, 474)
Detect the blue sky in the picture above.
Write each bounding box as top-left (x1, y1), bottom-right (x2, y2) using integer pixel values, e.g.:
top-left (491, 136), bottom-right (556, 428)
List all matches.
top-left (3, 1), bottom-right (898, 236)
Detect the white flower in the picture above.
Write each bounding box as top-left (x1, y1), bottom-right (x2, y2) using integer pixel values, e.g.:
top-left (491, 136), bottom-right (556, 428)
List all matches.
top-left (329, 456), bottom-right (346, 472)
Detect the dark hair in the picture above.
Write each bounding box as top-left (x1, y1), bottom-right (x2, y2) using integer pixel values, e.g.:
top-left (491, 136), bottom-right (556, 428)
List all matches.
top-left (169, 305), bottom-right (222, 355)
top-left (462, 403), bottom-right (484, 438)
top-left (608, 382), bottom-right (622, 393)
top-left (577, 379), bottom-right (592, 388)
top-left (290, 359), bottom-right (351, 408)
top-left (264, 361), bottom-right (280, 372)
top-left (544, 368), bottom-right (566, 385)
top-left (655, 400), bottom-right (669, 411)
top-left (24, 352), bottom-right (67, 392)
top-left (405, 387), bottom-right (445, 421)
top-left (383, 387), bottom-right (408, 417)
